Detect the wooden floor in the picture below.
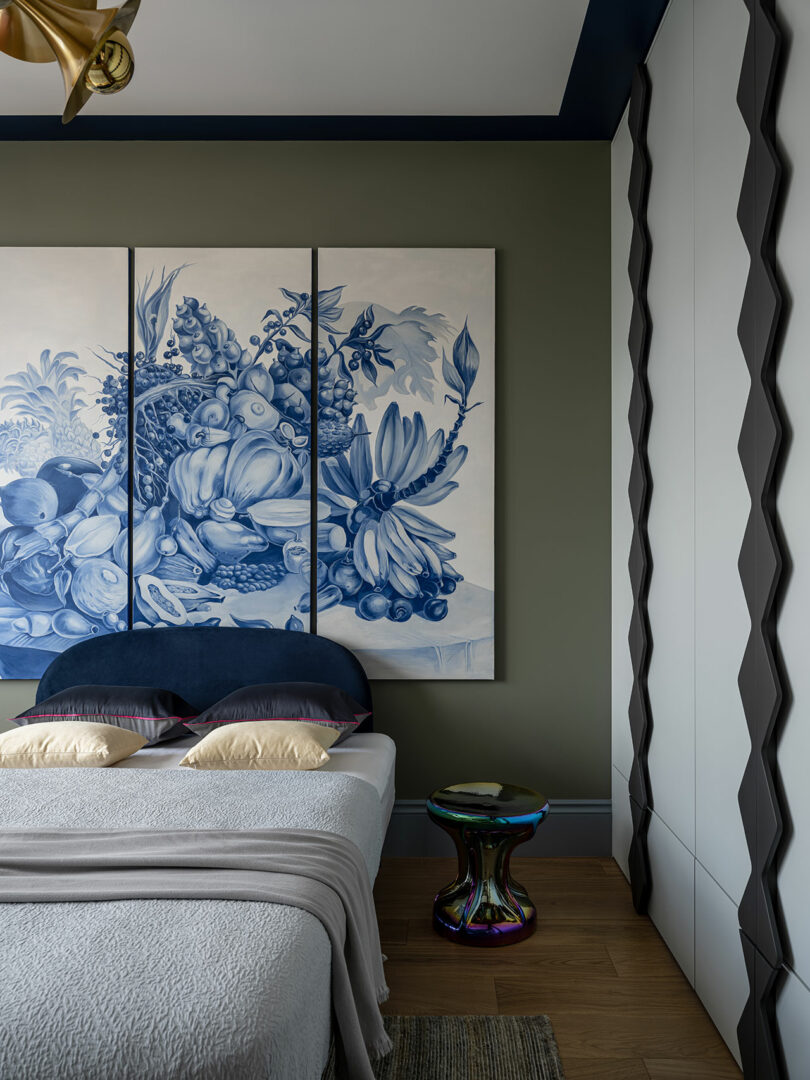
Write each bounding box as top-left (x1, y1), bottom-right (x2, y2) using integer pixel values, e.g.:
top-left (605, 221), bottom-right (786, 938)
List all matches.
top-left (374, 857), bottom-right (742, 1080)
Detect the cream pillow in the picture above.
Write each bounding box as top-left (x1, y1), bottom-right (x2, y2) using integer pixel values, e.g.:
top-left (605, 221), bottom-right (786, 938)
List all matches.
top-left (0, 721), bottom-right (147, 768)
top-left (179, 720), bottom-right (339, 771)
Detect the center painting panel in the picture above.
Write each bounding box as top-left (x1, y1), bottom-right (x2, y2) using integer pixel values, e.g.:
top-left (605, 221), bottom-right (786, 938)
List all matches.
top-left (132, 249), bottom-right (314, 632)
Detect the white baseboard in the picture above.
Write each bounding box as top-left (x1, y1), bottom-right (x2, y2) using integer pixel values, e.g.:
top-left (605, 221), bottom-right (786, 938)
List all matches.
top-left (382, 798), bottom-right (612, 857)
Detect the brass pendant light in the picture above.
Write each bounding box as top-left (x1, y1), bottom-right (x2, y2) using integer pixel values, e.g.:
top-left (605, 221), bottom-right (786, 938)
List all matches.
top-left (0, 0), bottom-right (141, 123)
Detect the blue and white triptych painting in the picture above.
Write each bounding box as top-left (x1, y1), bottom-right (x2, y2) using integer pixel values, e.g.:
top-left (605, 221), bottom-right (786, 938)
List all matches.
top-left (315, 249), bottom-right (494, 678)
top-left (0, 248), bottom-right (130, 680)
top-left (0, 246), bottom-right (493, 680)
top-left (131, 249), bottom-right (314, 637)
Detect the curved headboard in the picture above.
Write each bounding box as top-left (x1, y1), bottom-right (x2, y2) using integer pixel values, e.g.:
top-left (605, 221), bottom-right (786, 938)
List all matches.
top-left (36, 628), bottom-right (373, 729)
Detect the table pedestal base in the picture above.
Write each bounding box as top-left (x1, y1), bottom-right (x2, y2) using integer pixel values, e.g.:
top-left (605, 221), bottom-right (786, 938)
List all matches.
top-left (432, 824), bottom-right (537, 946)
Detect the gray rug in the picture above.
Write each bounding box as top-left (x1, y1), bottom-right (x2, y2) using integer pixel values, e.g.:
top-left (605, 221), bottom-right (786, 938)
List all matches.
top-left (323, 1014), bottom-right (566, 1079)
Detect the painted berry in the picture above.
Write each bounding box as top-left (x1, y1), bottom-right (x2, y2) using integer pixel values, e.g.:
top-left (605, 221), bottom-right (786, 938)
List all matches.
top-left (357, 592), bottom-right (390, 620)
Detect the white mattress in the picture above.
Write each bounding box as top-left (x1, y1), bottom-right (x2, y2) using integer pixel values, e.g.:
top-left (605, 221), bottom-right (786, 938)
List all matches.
top-left (113, 731), bottom-right (397, 825)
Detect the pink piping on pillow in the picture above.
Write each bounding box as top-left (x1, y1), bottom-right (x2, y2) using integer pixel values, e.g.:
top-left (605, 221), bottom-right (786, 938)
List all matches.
top-left (20, 712), bottom-right (197, 721)
top-left (190, 715), bottom-right (364, 727)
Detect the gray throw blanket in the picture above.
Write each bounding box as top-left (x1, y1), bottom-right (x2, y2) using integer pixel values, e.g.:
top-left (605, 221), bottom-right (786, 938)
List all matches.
top-left (0, 827), bottom-right (391, 1080)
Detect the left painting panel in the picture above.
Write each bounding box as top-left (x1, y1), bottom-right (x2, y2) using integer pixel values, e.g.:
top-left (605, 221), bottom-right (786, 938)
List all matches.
top-left (0, 248), bottom-right (130, 678)
top-left (132, 249), bottom-right (313, 632)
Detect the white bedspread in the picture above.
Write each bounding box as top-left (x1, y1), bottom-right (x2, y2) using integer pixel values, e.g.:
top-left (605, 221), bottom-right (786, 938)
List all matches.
top-left (0, 738), bottom-right (396, 1080)
top-left (114, 732), bottom-right (397, 824)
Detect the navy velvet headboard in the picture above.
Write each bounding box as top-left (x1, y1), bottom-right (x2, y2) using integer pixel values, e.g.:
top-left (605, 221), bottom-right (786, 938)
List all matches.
top-left (36, 627), bottom-right (373, 730)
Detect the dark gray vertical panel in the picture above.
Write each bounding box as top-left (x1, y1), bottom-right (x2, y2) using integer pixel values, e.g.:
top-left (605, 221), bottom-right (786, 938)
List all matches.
top-left (736, 0), bottom-right (786, 1074)
top-left (626, 64), bottom-right (653, 916)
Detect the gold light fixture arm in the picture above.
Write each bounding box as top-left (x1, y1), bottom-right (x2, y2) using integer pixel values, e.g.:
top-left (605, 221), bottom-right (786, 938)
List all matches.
top-left (0, 0), bottom-right (95, 63)
top-left (0, 0), bottom-right (140, 123)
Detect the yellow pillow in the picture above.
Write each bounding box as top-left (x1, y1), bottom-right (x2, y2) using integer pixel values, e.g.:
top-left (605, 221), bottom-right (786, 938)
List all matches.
top-left (179, 720), bottom-right (339, 771)
top-left (0, 721), bottom-right (147, 768)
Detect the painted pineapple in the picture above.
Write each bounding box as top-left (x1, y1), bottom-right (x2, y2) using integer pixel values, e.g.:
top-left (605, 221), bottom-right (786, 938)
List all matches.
top-left (0, 350), bottom-right (100, 473)
top-left (0, 418), bottom-right (50, 476)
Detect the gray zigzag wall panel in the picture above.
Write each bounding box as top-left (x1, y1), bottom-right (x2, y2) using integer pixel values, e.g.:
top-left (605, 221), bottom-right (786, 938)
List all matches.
top-left (773, 0), bottom-right (810, 1068)
top-left (613, 0), bottom-right (766, 1067)
top-left (735, 0), bottom-right (785, 1074)
top-left (626, 65), bottom-right (653, 916)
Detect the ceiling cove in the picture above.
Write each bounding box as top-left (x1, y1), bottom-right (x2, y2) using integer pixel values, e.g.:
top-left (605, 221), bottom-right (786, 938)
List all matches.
top-left (0, 0), bottom-right (669, 140)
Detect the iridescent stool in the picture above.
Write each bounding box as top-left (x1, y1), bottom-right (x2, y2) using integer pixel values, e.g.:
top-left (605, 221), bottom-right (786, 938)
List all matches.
top-left (426, 782), bottom-right (549, 946)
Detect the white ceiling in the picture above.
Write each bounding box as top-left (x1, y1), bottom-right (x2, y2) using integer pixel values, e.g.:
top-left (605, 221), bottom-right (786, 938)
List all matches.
top-left (0, 0), bottom-right (589, 117)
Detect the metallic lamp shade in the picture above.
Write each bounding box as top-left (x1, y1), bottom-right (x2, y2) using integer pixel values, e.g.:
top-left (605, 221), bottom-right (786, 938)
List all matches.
top-left (0, 0), bottom-right (140, 123)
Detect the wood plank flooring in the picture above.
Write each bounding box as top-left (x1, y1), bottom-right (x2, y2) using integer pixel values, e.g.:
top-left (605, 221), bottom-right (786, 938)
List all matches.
top-left (374, 857), bottom-right (742, 1079)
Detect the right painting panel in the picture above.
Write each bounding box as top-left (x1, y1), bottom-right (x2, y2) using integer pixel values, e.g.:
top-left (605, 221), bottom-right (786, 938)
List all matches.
top-left (316, 249), bottom-right (494, 678)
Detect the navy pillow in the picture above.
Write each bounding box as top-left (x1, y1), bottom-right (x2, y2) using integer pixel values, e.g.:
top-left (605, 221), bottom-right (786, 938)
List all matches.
top-left (185, 682), bottom-right (370, 745)
top-left (14, 685), bottom-right (197, 746)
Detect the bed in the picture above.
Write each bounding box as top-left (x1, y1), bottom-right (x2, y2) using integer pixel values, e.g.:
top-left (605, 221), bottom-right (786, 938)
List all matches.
top-left (0, 626), bottom-right (395, 1080)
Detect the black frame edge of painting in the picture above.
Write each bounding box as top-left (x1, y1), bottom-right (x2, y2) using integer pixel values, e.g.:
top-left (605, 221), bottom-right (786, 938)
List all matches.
top-left (127, 249), bottom-right (135, 630)
top-left (626, 63), bottom-right (653, 918)
top-left (735, 0), bottom-right (786, 1076)
top-left (310, 249), bottom-right (319, 636)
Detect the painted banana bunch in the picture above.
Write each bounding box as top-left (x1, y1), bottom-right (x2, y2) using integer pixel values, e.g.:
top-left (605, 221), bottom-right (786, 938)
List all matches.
top-left (317, 322), bottom-right (480, 623)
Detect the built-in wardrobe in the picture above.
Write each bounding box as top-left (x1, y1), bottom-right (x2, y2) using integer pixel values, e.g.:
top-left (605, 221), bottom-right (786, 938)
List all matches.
top-left (612, 0), bottom-right (810, 1076)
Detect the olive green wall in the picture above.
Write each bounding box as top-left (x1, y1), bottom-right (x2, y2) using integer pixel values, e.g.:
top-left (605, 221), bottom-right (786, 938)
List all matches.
top-left (0, 140), bottom-right (611, 799)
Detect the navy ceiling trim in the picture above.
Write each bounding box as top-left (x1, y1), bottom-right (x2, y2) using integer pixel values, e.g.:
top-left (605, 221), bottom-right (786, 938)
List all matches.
top-left (560, 0), bottom-right (670, 138)
top-left (0, 0), bottom-right (669, 141)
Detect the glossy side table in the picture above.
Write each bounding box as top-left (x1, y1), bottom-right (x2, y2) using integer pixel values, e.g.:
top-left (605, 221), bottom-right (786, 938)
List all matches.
top-left (426, 782), bottom-right (549, 946)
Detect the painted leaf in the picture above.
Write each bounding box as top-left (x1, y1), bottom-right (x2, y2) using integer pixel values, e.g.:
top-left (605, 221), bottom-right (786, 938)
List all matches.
top-left (361, 357), bottom-right (378, 386)
top-left (279, 288), bottom-right (305, 306)
top-left (287, 324), bottom-right (310, 342)
top-left (452, 320), bottom-right (480, 399)
top-left (137, 266), bottom-right (185, 361)
top-left (442, 348), bottom-right (465, 395)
